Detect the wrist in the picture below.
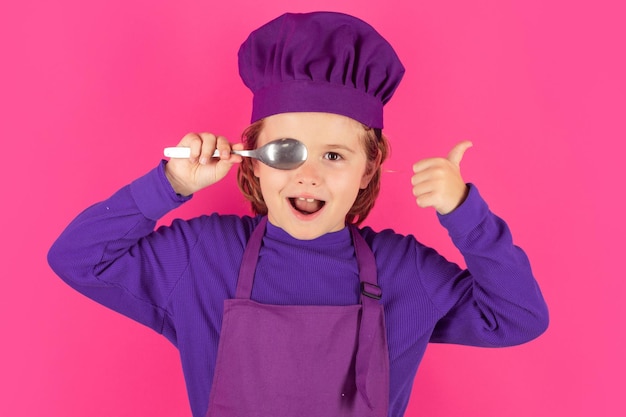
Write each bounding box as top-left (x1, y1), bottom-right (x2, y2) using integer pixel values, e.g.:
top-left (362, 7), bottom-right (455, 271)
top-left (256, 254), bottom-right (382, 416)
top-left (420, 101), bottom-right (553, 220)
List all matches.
top-left (437, 184), bottom-right (488, 237)
top-left (130, 161), bottom-right (191, 221)
top-left (436, 184), bottom-right (470, 215)
top-left (164, 162), bottom-right (194, 197)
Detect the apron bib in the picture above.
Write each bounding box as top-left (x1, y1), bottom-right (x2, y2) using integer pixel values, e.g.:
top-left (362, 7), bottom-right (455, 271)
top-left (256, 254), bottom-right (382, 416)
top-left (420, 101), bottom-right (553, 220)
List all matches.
top-left (206, 217), bottom-right (389, 417)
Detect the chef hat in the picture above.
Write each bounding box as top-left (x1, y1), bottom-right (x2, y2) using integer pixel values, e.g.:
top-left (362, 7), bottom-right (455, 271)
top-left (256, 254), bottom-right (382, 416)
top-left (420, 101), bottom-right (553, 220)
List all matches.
top-left (238, 12), bottom-right (405, 129)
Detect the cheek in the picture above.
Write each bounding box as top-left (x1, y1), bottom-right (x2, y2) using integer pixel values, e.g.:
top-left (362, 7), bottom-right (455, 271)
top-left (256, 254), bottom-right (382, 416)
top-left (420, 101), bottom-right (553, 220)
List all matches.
top-left (334, 173), bottom-right (363, 200)
top-left (254, 163), bottom-right (278, 189)
top-left (256, 167), bottom-right (287, 195)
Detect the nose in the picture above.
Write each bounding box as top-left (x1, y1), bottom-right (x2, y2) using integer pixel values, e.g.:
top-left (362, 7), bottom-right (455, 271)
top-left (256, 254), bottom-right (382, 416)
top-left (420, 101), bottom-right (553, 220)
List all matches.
top-left (294, 158), bottom-right (321, 186)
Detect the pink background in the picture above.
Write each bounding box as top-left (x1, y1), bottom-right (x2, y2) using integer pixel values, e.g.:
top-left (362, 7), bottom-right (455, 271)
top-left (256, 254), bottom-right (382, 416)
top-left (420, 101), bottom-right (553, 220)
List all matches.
top-left (1, 0), bottom-right (624, 415)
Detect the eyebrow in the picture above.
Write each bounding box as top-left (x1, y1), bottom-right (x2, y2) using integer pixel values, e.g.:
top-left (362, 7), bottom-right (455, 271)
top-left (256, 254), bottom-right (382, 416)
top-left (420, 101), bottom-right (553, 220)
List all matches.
top-left (324, 144), bottom-right (358, 154)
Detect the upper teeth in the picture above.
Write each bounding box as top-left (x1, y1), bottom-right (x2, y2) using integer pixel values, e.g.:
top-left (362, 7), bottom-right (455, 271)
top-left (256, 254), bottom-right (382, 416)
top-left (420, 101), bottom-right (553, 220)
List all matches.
top-left (298, 197), bottom-right (315, 203)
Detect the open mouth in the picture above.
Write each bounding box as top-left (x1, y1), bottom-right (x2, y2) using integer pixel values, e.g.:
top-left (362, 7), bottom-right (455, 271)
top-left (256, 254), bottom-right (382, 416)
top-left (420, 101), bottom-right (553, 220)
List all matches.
top-left (289, 197), bottom-right (326, 215)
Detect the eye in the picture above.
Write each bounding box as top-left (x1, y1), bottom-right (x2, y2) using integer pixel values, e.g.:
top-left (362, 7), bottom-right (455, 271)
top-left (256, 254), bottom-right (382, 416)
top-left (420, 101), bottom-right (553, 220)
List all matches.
top-left (324, 152), bottom-right (343, 161)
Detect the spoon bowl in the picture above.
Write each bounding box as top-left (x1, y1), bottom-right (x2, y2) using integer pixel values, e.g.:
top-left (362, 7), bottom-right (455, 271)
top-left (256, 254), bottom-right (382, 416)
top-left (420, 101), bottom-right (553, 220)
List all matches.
top-left (164, 138), bottom-right (308, 170)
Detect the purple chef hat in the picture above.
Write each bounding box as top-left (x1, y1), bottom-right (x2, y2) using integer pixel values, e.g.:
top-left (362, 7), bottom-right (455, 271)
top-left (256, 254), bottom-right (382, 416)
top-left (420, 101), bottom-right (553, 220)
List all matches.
top-left (238, 12), bottom-right (405, 129)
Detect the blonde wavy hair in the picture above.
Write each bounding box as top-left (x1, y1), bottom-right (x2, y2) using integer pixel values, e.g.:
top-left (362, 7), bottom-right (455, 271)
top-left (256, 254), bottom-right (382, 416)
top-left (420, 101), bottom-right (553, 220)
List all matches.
top-left (237, 119), bottom-right (389, 226)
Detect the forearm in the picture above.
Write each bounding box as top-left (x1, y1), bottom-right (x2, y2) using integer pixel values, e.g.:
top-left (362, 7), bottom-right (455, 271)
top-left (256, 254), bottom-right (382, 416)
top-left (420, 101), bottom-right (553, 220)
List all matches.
top-left (47, 161), bottom-right (191, 329)
top-left (431, 185), bottom-right (549, 346)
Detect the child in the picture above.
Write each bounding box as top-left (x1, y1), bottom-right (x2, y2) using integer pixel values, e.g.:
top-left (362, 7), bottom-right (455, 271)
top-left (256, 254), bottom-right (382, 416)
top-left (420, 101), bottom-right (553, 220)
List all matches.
top-left (48, 11), bottom-right (548, 417)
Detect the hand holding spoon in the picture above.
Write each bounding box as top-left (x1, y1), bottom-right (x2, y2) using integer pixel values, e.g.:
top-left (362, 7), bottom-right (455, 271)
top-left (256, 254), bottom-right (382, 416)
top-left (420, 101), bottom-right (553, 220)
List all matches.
top-left (164, 138), bottom-right (307, 170)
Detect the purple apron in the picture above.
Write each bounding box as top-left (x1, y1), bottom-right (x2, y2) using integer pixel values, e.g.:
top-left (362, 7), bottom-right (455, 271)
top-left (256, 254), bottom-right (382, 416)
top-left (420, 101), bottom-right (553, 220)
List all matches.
top-left (205, 217), bottom-right (389, 417)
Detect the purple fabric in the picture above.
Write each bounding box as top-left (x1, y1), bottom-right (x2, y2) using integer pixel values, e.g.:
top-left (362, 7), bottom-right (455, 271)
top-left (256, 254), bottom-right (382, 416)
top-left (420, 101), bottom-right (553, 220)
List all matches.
top-left (205, 217), bottom-right (388, 416)
top-left (238, 12), bottom-right (405, 128)
top-left (350, 224), bottom-right (386, 409)
top-left (48, 161), bottom-right (549, 417)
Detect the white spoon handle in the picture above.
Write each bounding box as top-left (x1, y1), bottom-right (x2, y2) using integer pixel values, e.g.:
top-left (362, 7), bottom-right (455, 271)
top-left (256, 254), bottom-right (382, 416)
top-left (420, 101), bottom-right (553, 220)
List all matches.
top-left (163, 147), bottom-right (221, 158)
top-left (163, 147), bottom-right (256, 159)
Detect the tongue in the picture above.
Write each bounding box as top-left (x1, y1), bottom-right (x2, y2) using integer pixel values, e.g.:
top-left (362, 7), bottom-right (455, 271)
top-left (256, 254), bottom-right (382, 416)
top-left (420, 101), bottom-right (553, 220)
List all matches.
top-left (294, 198), bottom-right (323, 214)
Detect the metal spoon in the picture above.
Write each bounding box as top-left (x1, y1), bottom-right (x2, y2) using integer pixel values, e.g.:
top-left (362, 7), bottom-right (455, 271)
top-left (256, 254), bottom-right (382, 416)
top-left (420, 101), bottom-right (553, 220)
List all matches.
top-left (163, 138), bottom-right (308, 170)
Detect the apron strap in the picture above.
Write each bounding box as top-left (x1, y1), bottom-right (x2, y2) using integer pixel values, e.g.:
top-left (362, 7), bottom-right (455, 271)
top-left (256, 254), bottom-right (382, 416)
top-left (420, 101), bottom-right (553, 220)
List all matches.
top-left (235, 216), bottom-right (267, 299)
top-left (350, 226), bottom-right (382, 410)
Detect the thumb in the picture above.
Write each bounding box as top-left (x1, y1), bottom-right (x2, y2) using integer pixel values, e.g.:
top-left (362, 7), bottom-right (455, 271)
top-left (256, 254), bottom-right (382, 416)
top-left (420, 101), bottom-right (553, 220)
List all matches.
top-left (447, 140), bottom-right (473, 167)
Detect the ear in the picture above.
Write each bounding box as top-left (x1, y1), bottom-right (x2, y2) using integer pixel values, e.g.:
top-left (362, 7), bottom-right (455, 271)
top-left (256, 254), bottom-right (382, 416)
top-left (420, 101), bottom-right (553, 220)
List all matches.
top-left (360, 150), bottom-right (382, 189)
top-left (252, 159), bottom-right (261, 178)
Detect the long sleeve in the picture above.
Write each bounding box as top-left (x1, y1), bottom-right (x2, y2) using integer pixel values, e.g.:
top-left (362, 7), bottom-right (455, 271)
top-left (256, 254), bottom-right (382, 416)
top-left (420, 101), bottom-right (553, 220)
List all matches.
top-left (48, 169), bottom-right (549, 417)
top-left (47, 161), bottom-right (195, 336)
top-left (427, 184), bottom-right (549, 346)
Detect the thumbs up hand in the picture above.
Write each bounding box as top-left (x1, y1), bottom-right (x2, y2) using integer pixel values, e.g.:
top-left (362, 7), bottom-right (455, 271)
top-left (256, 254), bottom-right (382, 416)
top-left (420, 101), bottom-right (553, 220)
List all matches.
top-left (411, 141), bottom-right (473, 215)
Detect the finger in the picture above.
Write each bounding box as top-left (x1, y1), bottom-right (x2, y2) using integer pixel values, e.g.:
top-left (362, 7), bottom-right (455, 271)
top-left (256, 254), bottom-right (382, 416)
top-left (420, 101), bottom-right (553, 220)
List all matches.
top-left (411, 168), bottom-right (436, 186)
top-left (228, 142), bottom-right (245, 164)
top-left (412, 160), bottom-right (452, 187)
top-left (414, 191), bottom-right (435, 209)
top-left (231, 142), bottom-right (245, 151)
top-left (214, 135), bottom-right (231, 159)
top-left (412, 181), bottom-right (435, 200)
top-left (447, 140), bottom-right (473, 167)
top-left (198, 133), bottom-right (218, 165)
top-left (178, 132), bottom-right (200, 146)
top-left (185, 133), bottom-right (203, 162)
top-left (412, 157), bottom-right (440, 174)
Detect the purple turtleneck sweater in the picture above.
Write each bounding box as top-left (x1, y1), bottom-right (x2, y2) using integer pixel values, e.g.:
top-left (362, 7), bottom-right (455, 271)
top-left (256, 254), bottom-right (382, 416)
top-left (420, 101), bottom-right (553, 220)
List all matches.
top-left (48, 161), bottom-right (548, 417)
